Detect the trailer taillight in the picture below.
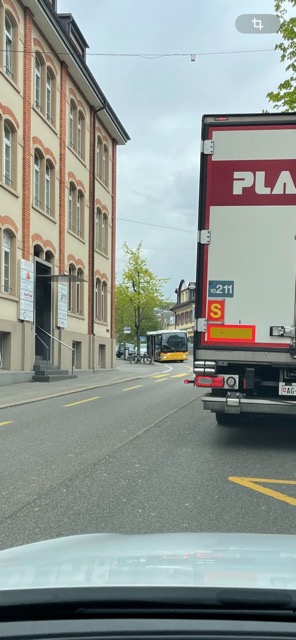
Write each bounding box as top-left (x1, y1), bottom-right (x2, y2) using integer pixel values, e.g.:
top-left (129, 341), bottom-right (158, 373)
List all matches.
top-left (195, 375), bottom-right (225, 388)
top-left (214, 117), bottom-right (229, 121)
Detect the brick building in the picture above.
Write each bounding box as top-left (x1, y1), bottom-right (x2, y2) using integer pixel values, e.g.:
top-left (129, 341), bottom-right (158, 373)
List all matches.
top-left (0, 0), bottom-right (129, 374)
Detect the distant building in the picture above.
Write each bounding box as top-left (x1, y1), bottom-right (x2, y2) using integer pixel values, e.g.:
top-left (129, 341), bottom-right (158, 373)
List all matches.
top-left (170, 280), bottom-right (196, 342)
top-left (0, 0), bottom-right (129, 374)
top-left (154, 307), bottom-right (175, 330)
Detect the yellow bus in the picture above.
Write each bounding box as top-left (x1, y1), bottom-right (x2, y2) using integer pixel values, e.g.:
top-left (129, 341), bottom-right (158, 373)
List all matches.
top-left (147, 330), bottom-right (188, 362)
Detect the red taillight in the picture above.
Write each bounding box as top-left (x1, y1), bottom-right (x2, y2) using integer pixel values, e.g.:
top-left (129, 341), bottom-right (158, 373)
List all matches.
top-left (195, 375), bottom-right (224, 388)
top-left (214, 117), bottom-right (229, 121)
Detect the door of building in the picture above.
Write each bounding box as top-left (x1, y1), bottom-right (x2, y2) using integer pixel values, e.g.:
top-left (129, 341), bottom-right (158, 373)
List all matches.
top-left (35, 259), bottom-right (52, 359)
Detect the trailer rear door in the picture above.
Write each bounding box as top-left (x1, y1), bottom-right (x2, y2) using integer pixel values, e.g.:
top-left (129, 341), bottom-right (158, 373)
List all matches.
top-left (198, 116), bottom-right (296, 352)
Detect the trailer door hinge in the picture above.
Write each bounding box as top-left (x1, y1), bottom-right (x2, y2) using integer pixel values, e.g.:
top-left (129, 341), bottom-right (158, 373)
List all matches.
top-left (202, 139), bottom-right (214, 155)
top-left (270, 325), bottom-right (295, 338)
top-left (196, 318), bottom-right (207, 333)
top-left (198, 230), bottom-right (211, 245)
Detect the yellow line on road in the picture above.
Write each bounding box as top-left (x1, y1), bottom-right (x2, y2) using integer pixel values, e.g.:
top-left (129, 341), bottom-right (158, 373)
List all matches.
top-left (122, 385), bottom-right (143, 392)
top-left (64, 396), bottom-right (100, 407)
top-left (0, 421), bottom-right (13, 427)
top-left (171, 372), bottom-right (188, 378)
top-left (229, 476), bottom-right (296, 507)
top-left (151, 373), bottom-right (170, 378)
top-left (155, 378), bottom-right (168, 382)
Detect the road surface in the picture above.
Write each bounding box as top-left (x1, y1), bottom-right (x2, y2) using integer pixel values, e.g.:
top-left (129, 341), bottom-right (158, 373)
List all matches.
top-left (0, 361), bottom-right (296, 550)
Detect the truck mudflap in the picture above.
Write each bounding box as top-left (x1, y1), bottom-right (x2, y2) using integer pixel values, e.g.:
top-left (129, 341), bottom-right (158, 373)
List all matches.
top-left (203, 392), bottom-right (296, 416)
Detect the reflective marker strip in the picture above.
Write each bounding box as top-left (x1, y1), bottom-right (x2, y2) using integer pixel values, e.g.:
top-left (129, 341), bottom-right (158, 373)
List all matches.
top-left (207, 324), bottom-right (256, 342)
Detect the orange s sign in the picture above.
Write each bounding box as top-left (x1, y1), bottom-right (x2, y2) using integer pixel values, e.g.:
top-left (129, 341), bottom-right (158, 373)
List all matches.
top-left (207, 300), bottom-right (225, 322)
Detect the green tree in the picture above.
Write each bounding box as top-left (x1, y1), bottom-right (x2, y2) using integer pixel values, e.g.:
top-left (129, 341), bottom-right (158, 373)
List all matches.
top-left (115, 243), bottom-right (168, 352)
top-left (266, 0), bottom-right (296, 111)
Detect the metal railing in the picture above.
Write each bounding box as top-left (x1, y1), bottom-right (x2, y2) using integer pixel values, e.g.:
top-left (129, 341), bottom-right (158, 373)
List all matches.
top-left (35, 332), bottom-right (49, 376)
top-left (36, 325), bottom-right (75, 375)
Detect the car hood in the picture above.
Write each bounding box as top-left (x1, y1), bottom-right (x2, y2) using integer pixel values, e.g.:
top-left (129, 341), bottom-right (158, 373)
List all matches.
top-left (1, 532), bottom-right (296, 590)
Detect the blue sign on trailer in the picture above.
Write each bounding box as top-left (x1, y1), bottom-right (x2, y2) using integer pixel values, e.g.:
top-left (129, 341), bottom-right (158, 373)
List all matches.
top-left (208, 281), bottom-right (234, 298)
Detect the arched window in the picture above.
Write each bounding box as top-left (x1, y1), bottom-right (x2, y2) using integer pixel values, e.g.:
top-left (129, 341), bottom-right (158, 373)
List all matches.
top-left (45, 160), bottom-right (54, 215)
top-left (102, 213), bottom-right (108, 255)
top-left (97, 136), bottom-right (103, 179)
top-left (102, 144), bottom-right (109, 186)
top-left (102, 281), bottom-right (107, 322)
top-left (68, 264), bottom-right (75, 311)
top-left (68, 182), bottom-right (75, 231)
top-left (77, 111), bottom-right (85, 158)
top-left (95, 208), bottom-right (102, 251)
top-left (46, 67), bottom-right (56, 125)
top-left (3, 122), bottom-right (12, 186)
top-left (4, 14), bottom-right (12, 76)
top-left (4, 11), bottom-right (17, 80)
top-left (76, 191), bottom-right (84, 237)
top-left (69, 100), bottom-right (77, 148)
top-left (3, 120), bottom-right (17, 188)
top-left (95, 277), bottom-right (101, 320)
top-left (76, 268), bottom-right (83, 315)
top-left (34, 150), bottom-right (42, 207)
top-left (35, 54), bottom-right (43, 110)
top-left (2, 230), bottom-right (11, 293)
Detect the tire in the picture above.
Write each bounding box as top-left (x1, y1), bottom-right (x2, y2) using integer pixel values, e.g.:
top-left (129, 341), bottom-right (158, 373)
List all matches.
top-left (144, 355), bottom-right (152, 365)
top-left (215, 412), bottom-right (237, 426)
top-left (129, 354), bottom-right (137, 364)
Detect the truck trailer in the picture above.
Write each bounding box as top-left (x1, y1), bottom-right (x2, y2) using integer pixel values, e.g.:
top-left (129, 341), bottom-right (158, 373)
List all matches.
top-left (186, 113), bottom-right (296, 423)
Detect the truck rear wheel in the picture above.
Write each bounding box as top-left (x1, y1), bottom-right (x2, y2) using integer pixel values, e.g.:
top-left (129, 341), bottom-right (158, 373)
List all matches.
top-left (215, 412), bottom-right (237, 426)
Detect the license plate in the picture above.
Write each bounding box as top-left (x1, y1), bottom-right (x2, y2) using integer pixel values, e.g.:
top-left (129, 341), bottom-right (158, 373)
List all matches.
top-left (279, 383), bottom-right (296, 396)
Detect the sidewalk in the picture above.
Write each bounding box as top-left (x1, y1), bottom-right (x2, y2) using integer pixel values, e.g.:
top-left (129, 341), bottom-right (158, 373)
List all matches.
top-left (0, 360), bottom-right (166, 410)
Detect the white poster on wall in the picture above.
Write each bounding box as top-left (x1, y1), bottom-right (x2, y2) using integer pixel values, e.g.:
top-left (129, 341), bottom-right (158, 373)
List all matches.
top-left (57, 283), bottom-right (68, 329)
top-left (19, 259), bottom-right (34, 322)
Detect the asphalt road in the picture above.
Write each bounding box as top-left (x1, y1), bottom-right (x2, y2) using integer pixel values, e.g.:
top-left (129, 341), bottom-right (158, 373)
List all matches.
top-left (1, 361), bottom-right (296, 550)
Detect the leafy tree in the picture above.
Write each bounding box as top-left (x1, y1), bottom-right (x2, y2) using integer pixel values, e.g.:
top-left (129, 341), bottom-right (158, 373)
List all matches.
top-left (115, 243), bottom-right (168, 352)
top-left (266, 0), bottom-right (296, 111)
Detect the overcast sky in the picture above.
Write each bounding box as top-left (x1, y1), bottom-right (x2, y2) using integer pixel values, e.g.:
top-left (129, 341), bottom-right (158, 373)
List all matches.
top-left (58, 0), bottom-right (284, 299)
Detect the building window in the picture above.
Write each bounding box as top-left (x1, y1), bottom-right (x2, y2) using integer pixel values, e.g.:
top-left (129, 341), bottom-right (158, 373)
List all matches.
top-left (46, 70), bottom-right (52, 122)
top-left (77, 191), bottom-right (81, 236)
top-left (4, 15), bottom-right (12, 77)
top-left (68, 184), bottom-right (84, 237)
top-left (77, 111), bottom-right (85, 159)
top-left (68, 264), bottom-right (75, 311)
top-left (34, 151), bottom-right (42, 207)
top-left (35, 54), bottom-right (42, 110)
top-left (69, 183), bottom-right (74, 231)
top-left (69, 100), bottom-right (77, 149)
top-left (45, 161), bottom-right (52, 214)
top-left (97, 136), bottom-right (102, 179)
top-left (76, 269), bottom-right (83, 315)
top-left (102, 144), bottom-right (109, 187)
top-left (3, 122), bottom-right (12, 186)
top-left (102, 213), bottom-right (108, 255)
top-left (102, 281), bottom-right (107, 322)
top-left (95, 278), bottom-right (101, 320)
top-left (95, 208), bottom-right (102, 251)
top-left (2, 230), bottom-right (10, 293)
top-left (77, 112), bottom-right (82, 156)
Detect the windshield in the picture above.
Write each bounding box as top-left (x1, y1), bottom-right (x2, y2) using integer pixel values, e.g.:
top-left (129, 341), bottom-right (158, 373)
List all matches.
top-left (1, 0), bottom-right (295, 596)
top-left (161, 332), bottom-right (188, 352)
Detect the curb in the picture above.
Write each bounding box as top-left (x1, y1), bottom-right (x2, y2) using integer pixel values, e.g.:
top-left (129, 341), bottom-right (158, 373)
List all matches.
top-left (0, 366), bottom-right (173, 410)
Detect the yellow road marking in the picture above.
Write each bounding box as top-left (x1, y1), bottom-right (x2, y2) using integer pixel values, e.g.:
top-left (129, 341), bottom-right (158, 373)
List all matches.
top-left (151, 373), bottom-right (170, 378)
top-left (155, 378), bottom-right (168, 382)
top-left (171, 373), bottom-right (188, 378)
top-left (0, 421), bottom-right (13, 427)
top-left (229, 477), bottom-right (296, 507)
top-left (122, 385), bottom-right (142, 392)
top-left (64, 396), bottom-right (100, 407)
